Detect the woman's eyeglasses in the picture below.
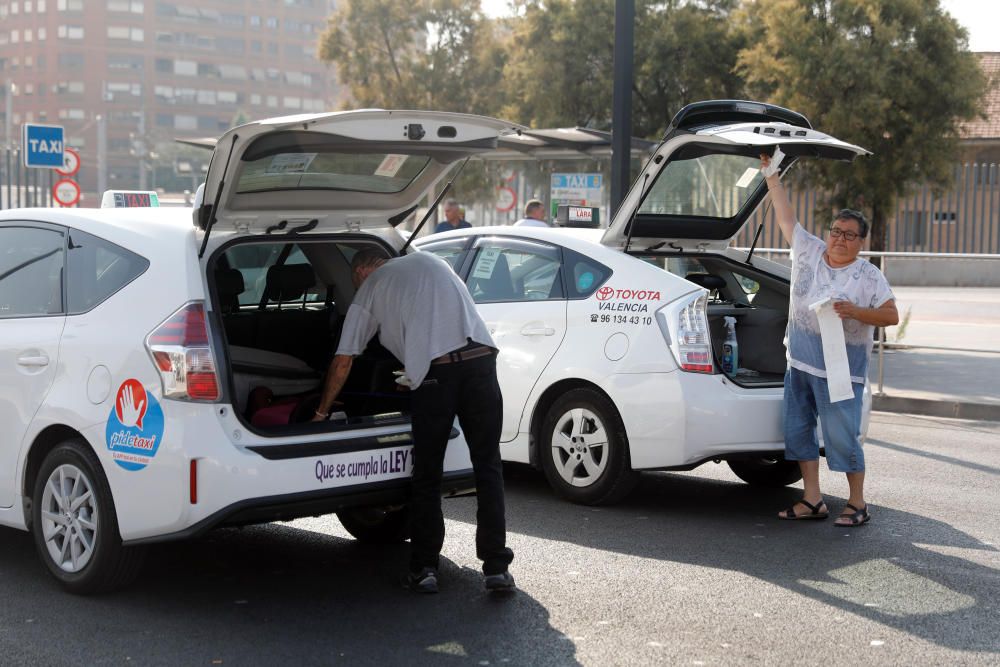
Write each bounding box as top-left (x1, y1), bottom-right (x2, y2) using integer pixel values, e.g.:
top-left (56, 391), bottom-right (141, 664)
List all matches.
top-left (829, 228), bottom-right (861, 241)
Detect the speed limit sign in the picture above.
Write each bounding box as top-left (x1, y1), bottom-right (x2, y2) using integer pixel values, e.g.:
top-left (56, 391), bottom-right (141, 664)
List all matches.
top-left (53, 178), bottom-right (81, 207)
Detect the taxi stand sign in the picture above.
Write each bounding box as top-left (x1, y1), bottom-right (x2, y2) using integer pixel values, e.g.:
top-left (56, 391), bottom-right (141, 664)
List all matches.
top-left (101, 190), bottom-right (160, 208)
top-left (22, 123), bottom-right (65, 168)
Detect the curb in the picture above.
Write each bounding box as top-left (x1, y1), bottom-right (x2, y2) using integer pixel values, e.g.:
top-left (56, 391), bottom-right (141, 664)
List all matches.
top-left (872, 394), bottom-right (1000, 422)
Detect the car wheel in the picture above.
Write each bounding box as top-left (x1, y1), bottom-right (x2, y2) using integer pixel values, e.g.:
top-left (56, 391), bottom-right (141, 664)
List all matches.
top-left (31, 440), bottom-right (145, 594)
top-left (337, 506), bottom-right (410, 544)
top-left (540, 388), bottom-right (638, 505)
top-left (727, 457), bottom-right (803, 487)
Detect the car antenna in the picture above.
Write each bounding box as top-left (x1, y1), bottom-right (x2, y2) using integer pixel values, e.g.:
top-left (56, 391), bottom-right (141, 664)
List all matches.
top-left (198, 133), bottom-right (239, 259)
top-left (400, 157), bottom-right (470, 254)
top-left (622, 172), bottom-right (649, 255)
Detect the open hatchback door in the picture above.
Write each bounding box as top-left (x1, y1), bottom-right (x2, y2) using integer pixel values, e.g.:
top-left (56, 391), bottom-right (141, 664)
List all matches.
top-left (194, 110), bottom-right (524, 241)
top-left (601, 100), bottom-right (870, 251)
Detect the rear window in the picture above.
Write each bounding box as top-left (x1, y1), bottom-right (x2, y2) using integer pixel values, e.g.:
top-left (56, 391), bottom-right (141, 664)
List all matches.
top-left (637, 153), bottom-right (764, 221)
top-left (235, 152), bottom-right (430, 195)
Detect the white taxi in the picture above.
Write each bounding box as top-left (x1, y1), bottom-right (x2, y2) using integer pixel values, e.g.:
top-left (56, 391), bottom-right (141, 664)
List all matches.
top-left (0, 110), bottom-right (524, 592)
top-left (417, 100), bottom-right (870, 505)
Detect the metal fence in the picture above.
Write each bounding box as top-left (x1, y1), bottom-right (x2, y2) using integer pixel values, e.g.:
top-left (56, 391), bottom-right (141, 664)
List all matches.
top-left (734, 163), bottom-right (1000, 254)
top-left (1, 147), bottom-right (56, 209)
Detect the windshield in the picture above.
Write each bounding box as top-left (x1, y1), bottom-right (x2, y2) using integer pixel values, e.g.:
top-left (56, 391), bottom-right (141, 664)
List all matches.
top-left (637, 153), bottom-right (764, 221)
top-left (235, 151), bottom-right (431, 195)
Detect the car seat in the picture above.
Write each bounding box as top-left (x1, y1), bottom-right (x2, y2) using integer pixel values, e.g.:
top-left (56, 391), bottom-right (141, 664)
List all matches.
top-left (470, 253), bottom-right (516, 301)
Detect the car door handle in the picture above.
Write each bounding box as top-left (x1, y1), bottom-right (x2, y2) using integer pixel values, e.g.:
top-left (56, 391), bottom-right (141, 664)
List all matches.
top-left (17, 353), bottom-right (50, 367)
top-left (520, 326), bottom-right (556, 336)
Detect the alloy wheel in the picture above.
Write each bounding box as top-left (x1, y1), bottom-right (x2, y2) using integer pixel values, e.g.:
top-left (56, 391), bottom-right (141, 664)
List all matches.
top-left (550, 407), bottom-right (609, 487)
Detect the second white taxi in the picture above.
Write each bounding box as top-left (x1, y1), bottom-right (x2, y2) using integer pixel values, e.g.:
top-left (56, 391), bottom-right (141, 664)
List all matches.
top-left (417, 100), bottom-right (870, 505)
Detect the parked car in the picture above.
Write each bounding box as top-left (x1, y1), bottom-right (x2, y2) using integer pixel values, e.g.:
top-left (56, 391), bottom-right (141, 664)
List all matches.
top-left (0, 110), bottom-right (524, 592)
top-left (415, 100), bottom-right (870, 505)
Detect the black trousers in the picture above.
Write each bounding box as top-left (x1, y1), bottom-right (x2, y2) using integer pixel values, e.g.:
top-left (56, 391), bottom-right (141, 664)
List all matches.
top-left (408, 352), bottom-right (513, 575)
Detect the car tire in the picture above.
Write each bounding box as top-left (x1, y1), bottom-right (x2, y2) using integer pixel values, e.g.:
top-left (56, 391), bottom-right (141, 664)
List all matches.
top-left (540, 388), bottom-right (638, 505)
top-left (31, 439), bottom-right (145, 594)
top-left (337, 506), bottom-right (410, 544)
top-left (727, 457), bottom-right (803, 487)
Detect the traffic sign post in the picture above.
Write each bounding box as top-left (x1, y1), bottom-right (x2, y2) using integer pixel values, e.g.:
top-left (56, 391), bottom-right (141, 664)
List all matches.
top-left (52, 178), bottom-right (81, 207)
top-left (22, 123), bottom-right (65, 168)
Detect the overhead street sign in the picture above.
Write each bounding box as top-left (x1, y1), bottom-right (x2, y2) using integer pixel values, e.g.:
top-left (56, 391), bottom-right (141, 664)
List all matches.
top-left (22, 123), bottom-right (65, 168)
top-left (56, 147), bottom-right (81, 177)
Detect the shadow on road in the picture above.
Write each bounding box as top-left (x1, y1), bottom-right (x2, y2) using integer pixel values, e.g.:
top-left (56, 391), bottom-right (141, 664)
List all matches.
top-left (0, 523), bottom-right (577, 666)
top-left (473, 462), bottom-right (999, 655)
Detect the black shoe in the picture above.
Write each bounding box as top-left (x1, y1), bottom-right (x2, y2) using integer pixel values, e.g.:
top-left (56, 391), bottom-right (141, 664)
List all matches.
top-left (407, 567), bottom-right (439, 594)
top-left (484, 570), bottom-right (515, 592)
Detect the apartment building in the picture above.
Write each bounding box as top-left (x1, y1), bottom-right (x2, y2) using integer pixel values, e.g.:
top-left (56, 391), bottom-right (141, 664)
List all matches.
top-left (0, 0), bottom-right (340, 194)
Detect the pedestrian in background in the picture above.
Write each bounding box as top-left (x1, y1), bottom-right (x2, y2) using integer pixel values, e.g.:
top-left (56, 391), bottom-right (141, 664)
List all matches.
top-left (434, 199), bottom-right (472, 233)
top-left (761, 150), bottom-right (898, 527)
top-left (513, 199), bottom-right (550, 227)
top-left (312, 249), bottom-right (515, 593)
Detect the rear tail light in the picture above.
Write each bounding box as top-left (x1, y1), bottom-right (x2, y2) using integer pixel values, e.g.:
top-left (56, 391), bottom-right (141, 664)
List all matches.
top-left (658, 292), bottom-right (714, 373)
top-left (146, 302), bottom-right (220, 401)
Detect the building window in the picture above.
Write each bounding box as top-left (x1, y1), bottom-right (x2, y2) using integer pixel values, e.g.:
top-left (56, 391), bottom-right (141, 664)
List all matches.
top-left (174, 60), bottom-right (197, 76)
top-left (57, 26), bottom-right (85, 39)
top-left (174, 115), bottom-right (197, 130)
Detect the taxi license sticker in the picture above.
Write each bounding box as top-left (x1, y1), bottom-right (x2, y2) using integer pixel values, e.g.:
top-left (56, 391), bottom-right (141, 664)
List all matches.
top-left (105, 379), bottom-right (165, 471)
top-left (472, 247), bottom-right (502, 279)
top-left (266, 153), bottom-right (317, 174)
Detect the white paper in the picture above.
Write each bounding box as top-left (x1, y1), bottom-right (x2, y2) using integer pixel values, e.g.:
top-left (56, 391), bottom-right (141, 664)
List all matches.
top-left (809, 297), bottom-right (854, 403)
top-left (472, 248), bottom-right (501, 279)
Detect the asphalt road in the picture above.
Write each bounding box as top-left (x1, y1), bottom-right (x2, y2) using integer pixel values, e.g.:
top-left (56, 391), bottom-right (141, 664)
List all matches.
top-left (1, 412), bottom-right (997, 666)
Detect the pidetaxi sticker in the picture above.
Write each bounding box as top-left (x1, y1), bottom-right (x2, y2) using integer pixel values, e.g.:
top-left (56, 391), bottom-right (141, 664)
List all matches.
top-left (106, 379), bottom-right (164, 471)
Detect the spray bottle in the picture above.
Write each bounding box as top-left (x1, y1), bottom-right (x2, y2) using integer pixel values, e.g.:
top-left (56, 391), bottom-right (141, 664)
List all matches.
top-left (722, 316), bottom-right (739, 377)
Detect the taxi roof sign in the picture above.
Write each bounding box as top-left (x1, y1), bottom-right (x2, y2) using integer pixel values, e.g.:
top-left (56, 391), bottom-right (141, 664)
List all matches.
top-left (101, 190), bottom-right (160, 209)
top-left (555, 204), bottom-right (600, 228)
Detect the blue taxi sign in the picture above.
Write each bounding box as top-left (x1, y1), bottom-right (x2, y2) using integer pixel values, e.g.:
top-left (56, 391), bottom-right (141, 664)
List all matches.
top-left (101, 190), bottom-right (160, 208)
top-left (22, 123), bottom-right (65, 168)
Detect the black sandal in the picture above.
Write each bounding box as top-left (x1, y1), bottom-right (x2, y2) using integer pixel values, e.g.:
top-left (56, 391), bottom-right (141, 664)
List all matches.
top-left (778, 499), bottom-right (828, 520)
top-left (835, 503), bottom-right (870, 527)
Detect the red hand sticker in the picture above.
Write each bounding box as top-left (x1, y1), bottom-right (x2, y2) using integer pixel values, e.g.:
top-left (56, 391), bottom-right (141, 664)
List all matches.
top-left (115, 379), bottom-right (148, 430)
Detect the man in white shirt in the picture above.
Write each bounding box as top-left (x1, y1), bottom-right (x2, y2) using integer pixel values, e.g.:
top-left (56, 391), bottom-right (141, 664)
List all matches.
top-left (761, 151), bottom-right (898, 528)
top-left (512, 199), bottom-right (550, 227)
top-left (313, 249), bottom-right (515, 593)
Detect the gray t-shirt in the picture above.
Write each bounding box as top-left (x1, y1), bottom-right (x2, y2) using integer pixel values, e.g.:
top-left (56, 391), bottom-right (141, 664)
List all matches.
top-left (335, 251), bottom-right (496, 387)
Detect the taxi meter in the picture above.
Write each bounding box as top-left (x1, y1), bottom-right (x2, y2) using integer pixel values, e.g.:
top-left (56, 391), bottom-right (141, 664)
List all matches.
top-left (101, 190), bottom-right (160, 208)
top-left (555, 204), bottom-right (600, 228)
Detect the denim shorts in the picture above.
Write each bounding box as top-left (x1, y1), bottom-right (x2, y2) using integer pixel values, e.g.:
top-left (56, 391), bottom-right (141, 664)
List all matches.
top-left (783, 367), bottom-right (865, 473)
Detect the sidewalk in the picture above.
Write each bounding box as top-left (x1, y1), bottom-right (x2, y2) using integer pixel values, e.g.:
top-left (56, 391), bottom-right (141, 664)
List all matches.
top-left (868, 287), bottom-right (1000, 421)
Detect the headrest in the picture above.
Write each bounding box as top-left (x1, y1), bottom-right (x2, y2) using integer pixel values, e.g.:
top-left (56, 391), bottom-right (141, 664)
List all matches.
top-left (266, 263), bottom-right (316, 301)
top-left (216, 268), bottom-right (245, 297)
top-left (686, 273), bottom-right (726, 291)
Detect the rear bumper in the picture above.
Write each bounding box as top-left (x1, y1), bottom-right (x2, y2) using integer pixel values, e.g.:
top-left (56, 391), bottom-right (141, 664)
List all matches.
top-left (124, 469), bottom-right (476, 546)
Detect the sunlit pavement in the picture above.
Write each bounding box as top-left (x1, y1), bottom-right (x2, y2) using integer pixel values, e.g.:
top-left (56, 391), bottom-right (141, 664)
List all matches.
top-left (0, 412), bottom-right (997, 665)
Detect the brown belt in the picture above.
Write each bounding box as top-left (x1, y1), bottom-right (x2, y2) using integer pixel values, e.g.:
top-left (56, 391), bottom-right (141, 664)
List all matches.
top-left (431, 345), bottom-right (494, 365)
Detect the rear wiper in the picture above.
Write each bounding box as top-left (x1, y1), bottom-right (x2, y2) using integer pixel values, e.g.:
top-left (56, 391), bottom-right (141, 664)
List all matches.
top-left (400, 157), bottom-right (470, 254)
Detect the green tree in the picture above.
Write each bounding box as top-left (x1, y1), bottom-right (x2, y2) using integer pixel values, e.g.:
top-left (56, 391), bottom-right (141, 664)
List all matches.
top-left (633, 1), bottom-right (745, 137)
top-left (501, 0), bottom-right (742, 137)
top-left (736, 0), bottom-right (986, 255)
top-left (318, 0), bottom-right (507, 114)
